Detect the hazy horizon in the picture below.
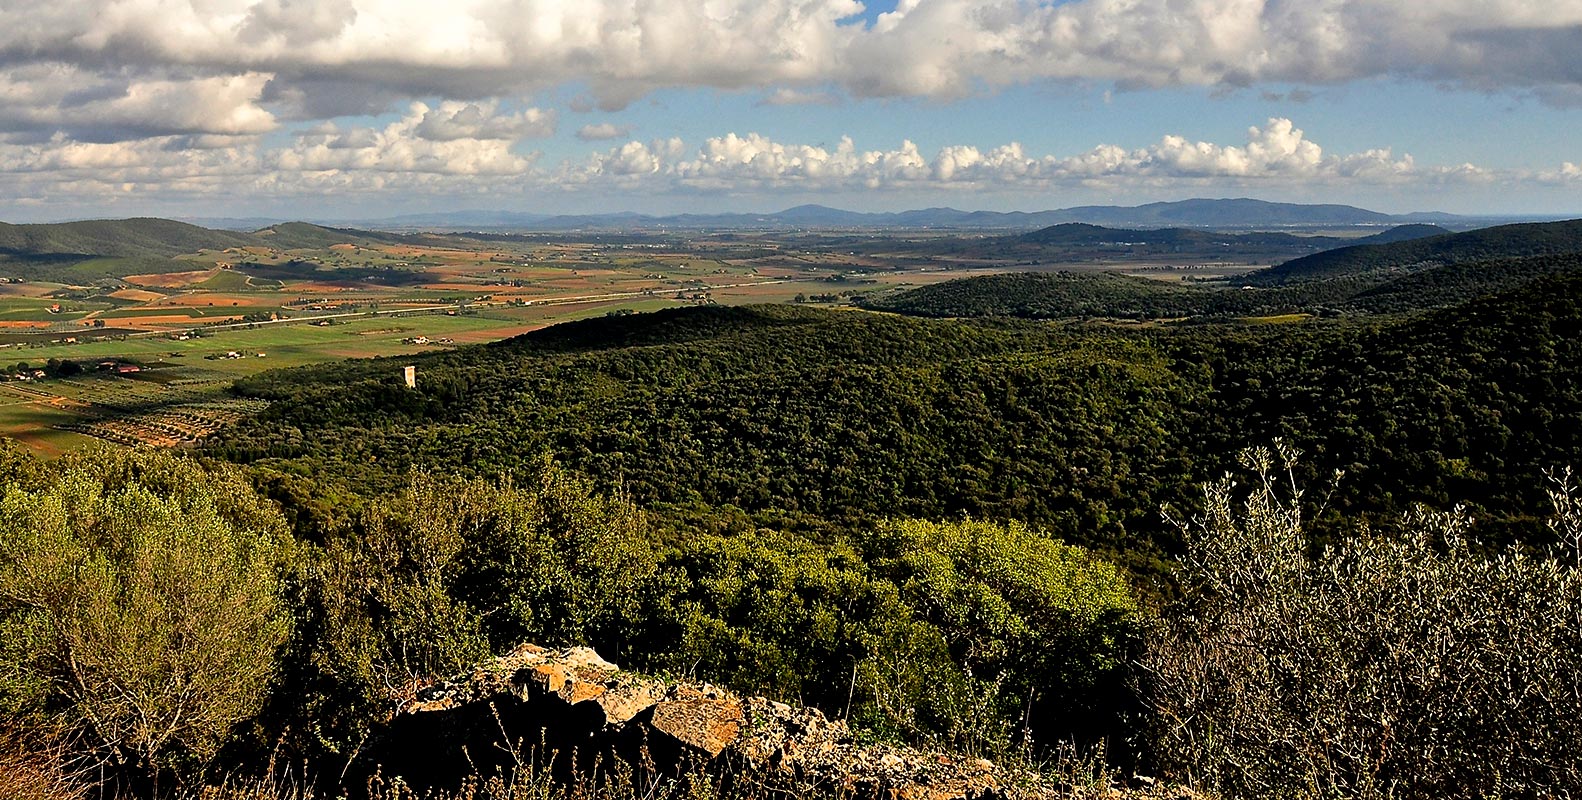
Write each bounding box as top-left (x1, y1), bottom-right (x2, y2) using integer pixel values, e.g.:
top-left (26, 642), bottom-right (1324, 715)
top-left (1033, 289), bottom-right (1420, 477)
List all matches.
top-left (6, 197), bottom-right (1577, 229)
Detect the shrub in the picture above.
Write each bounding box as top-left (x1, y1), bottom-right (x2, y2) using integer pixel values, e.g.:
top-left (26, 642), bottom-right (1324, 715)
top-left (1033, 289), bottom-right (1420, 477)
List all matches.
top-left (663, 516), bottom-right (1142, 757)
top-left (668, 526), bottom-right (890, 697)
top-left (0, 448), bottom-right (292, 782)
top-left (861, 518), bottom-right (1141, 756)
top-left (1146, 442), bottom-right (1582, 798)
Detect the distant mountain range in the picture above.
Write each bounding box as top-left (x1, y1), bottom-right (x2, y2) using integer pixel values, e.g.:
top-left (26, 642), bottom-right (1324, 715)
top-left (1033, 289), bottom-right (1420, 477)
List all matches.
top-left (1015, 222), bottom-right (1451, 249)
top-left (182, 198), bottom-right (1512, 233)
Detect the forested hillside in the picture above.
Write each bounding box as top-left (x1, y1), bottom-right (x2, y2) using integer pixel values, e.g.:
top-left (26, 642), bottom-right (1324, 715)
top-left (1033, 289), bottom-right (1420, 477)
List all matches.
top-left (213, 305), bottom-right (1206, 559)
top-left (250, 221), bottom-right (416, 250)
top-left (1354, 223), bottom-right (1452, 244)
top-left (1342, 252), bottom-right (1582, 313)
top-left (865, 271), bottom-right (1221, 319)
top-left (0, 218), bottom-right (256, 259)
top-left (212, 273), bottom-right (1582, 554)
top-left (0, 218), bottom-right (412, 259)
top-left (1190, 273), bottom-right (1582, 528)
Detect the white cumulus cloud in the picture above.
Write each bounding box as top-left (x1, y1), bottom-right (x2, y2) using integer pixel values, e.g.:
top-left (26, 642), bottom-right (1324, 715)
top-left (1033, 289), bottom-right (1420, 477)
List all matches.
top-left (413, 101), bottom-right (555, 141)
top-left (0, 116), bottom-right (1570, 217)
top-left (274, 102), bottom-right (539, 175)
top-left (582, 119), bottom-right (1417, 191)
top-left (0, 67), bottom-right (277, 140)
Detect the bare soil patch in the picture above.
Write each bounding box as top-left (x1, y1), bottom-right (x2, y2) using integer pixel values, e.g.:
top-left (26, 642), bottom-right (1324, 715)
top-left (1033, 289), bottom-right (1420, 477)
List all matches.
top-left (125, 269), bottom-right (217, 288)
top-left (108, 288), bottom-right (167, 302)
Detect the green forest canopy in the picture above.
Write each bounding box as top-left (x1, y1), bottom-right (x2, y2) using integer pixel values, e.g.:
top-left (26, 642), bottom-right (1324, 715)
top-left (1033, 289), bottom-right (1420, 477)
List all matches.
top-left (211, 272), bottom-right (1582, 564)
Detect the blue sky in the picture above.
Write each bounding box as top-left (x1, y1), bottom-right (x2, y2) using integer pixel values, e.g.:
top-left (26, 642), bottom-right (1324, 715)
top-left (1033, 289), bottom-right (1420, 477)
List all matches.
top-left (1, 0), bottom-right (1580, 221)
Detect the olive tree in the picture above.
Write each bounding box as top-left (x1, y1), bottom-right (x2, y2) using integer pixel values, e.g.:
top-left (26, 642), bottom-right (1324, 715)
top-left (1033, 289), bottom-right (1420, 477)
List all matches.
top-left (1146, 442), bottom-right (1582, 799)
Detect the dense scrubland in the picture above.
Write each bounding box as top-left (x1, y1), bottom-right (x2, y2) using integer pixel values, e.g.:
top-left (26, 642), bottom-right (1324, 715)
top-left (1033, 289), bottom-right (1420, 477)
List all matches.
top-left (3, 220), bottom-right (1582, 799)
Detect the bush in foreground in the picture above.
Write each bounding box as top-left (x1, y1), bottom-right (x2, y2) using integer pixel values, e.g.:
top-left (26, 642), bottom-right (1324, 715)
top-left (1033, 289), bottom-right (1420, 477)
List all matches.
top-left (0, 448), bottom-right (292, 789)
top-left (283, 461), bottom-right (660, 759)
top-left (1147, 442), bottom-right (1582, 798)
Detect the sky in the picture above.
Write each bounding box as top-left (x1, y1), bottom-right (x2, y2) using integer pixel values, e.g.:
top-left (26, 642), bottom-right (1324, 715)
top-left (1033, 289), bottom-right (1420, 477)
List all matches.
top-left (2, 0), bottom-right (1581, 222)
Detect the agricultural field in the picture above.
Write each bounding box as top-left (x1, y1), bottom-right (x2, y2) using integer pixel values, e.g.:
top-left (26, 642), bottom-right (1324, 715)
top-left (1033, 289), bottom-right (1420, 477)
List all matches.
top-left (0, 304), bottom-right (713, 454)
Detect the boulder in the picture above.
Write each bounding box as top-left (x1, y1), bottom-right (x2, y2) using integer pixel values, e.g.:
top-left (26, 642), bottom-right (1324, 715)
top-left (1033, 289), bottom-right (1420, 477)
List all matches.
top-left (649, 690), bottom-right (744, 757)
top-left (381, 643), bottom-right (1177, 800)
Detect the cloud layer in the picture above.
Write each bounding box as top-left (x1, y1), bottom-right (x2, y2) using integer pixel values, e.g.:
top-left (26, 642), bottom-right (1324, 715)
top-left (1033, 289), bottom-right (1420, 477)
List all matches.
top-left (4, 0), bottom-right (1582, 138)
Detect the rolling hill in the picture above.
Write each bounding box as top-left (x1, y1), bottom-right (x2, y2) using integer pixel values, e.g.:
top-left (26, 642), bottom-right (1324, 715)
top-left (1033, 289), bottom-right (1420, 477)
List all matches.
top-left (0, 218), bottom-right (255, 259)
top-left (0, 218), bottom-right (427, 282)
top-left (1342, 253), bottom-right (1582, 314)
top-left (1247, 218), bottom-right (1582, 285)
top-left (1353, 223), bottom-right (1453, 245)
top-left (867, 248), bottom-right (1582, 322)
top-left (864, 271), bottom-right (1208, 319)
top-left (250, 222), bottom-right (417, 250)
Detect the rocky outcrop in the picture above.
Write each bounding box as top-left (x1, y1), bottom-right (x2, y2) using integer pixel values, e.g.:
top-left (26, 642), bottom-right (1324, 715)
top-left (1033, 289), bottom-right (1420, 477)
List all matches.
top-left (399, 644), bottom-right (666, 726)
top-left (379, 643), bottom-right (1034, 799)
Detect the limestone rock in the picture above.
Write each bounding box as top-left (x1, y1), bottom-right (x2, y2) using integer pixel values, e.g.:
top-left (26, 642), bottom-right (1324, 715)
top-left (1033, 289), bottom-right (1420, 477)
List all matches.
top-left (649, 696), bottom-right (744, 757)
top-left (389, 643), bottom-right (1174, 800)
